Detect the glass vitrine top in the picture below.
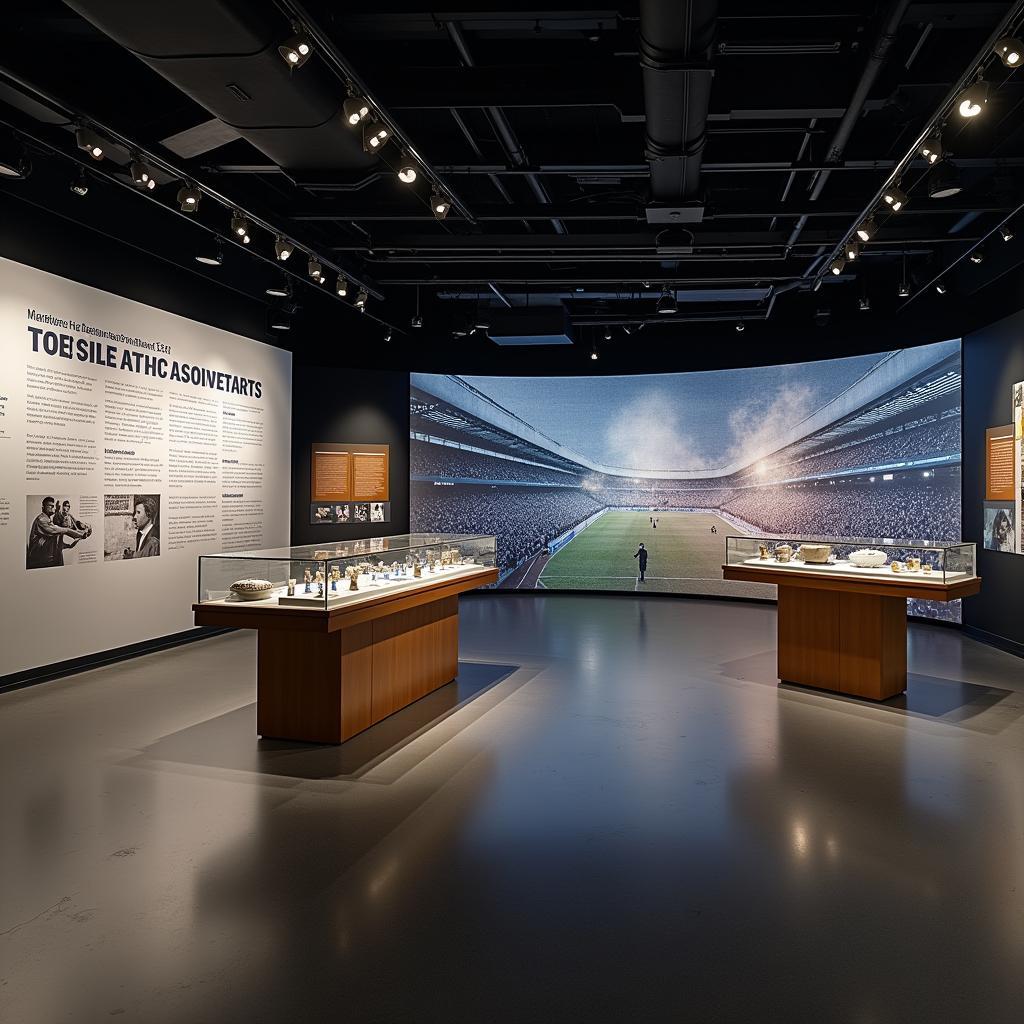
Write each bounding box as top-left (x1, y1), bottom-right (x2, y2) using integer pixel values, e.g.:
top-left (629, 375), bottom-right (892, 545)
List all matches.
top-left (202, 533), bottom-right (493, 562)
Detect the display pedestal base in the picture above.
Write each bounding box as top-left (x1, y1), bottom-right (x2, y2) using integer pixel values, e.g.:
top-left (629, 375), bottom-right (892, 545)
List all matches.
top-left (194, 566), bottom-right (498, 743)
top-left (777, 587), bottom-right (906, 700)
top-left (722, 562), bottom-right (980, 702)
top-left (257, 597), bottom-right (458, 742)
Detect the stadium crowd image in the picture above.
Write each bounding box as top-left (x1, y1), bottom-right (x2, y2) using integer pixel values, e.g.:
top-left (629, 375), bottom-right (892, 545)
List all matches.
top-left (5, 2), bottom-right (1024, 1022)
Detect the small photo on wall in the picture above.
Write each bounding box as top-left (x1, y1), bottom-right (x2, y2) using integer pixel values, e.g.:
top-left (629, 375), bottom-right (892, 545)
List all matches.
top-left (983, 501), bottom-right (1015, 553)
top-left (353, 502), bottom-right (370, 523)
top-left (313, 505), bottom-right (333, 522)
top-left (335, 504), bottom-right (351, 523)
top-left (25, 495), bottom-right (96, 569)
top-left (104, 494), bottom-right (161, 560)
top-left (370, 502), bottom-right (389, 523)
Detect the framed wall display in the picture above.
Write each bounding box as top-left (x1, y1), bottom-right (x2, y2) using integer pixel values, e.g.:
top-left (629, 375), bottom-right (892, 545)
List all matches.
top-left (985, 425), bottom-right (1015, 501)
top-left (308, 500), bottom-right (391, 525)
top-left (311, 443), bottom-right (390, 503)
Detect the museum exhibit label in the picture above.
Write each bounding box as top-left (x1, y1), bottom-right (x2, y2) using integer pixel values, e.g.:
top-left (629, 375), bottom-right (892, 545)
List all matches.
top-left (0, 257), bottom-right (292, 677)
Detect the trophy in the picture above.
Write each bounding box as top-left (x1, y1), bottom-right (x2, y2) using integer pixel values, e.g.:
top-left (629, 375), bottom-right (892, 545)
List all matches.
top-left (287, 578), bottom-right (296, 596)
top-left (347, 566), bottom-right (360, 591)
top-left (758, 543), bottom-right (769, 560)
top-left (303, 568), bottom-right (312, 594)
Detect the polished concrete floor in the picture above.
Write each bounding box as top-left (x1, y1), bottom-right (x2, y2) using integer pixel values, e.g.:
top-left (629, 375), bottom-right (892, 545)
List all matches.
top-left (1, 595), bottom-right (1023, 1023)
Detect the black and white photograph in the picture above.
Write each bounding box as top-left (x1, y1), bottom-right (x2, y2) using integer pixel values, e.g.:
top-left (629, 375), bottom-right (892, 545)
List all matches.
top-left (353, 502), bottom-right (370, 523)
top-left (335, 504), bottom-right (351, 523)
top-left (25, 495), bottom-right (94, 570)
top-left (370, 502), bottom-right (388, 523)
top-left (104, 493), bottom-right (161, 560)
top-left (983, 502), bottom-right (1015, 552)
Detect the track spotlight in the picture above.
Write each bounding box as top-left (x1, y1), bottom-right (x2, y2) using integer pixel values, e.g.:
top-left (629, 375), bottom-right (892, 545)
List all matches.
top-left (969, 249), bottom-right (984, 264)
top-left (603, 326), bottom-right (612, 341)
top-left (828, 257), bottom-right (845, 276)
top-left (0, 134), bottom-right (30, 179)
top-left (590, 347), bottom-right (599, 361)
top-left (735, 321), bottom-right (745, 332)
top-left (231, 211), bottom-right (251, 243)
top-left (999, 224), bottom-right (1014, 242)
top-left (398, 162), bottom-right (417, 184)
top-left (855, 218), bottom-right (877, 242)
top-left (432, 189), bottom-right (451, 220)
top-left (75, 125), bottom-right (105, 160)
top-left (269, 311), bottom-right (291, 331)
top-left (919, 131), bottom-right (943, 165)
top-left (343, 95), bottom-right (371, 126)
top-left (354, 289), bottom-right (368, 310)
top-left (278, 29), bottom-right (313, 69)
top-left (994, 36), bottom-right (1023, 67)
top-left (844, 239), bottom-right (860, 261)
top-left (274, 236), bottom-right (294, 261)
top-left (70, 168), bottom-right (89, 196)
top-left (956, 80), bottom-right (988, 118)
top-left (411, 315), bottom-right (423, 328)
top-left (195, 239), bottom-right (224, 266)
top-left (176, 184), bottom-right (201, 212)
top-left (882, 183), bottom-right (908, 212)
top-left (307, 257), bottom-right (323, 281)
top-left (858, 296), bottom-right (871, 312)
top-left (656, 287), bottom-right (678, 315)
top-left (383, 327), bottom-right (393, 342)
top-left (928, 160), bottom-right (962, 199)
top-left (335, 275), bottom-right (348, 297)
top-left (362, 122), bottom-right (389, 153)
top-left (898, 280), bottom-right (910, 298)
top-left (266, 278), bottom-right (291, 298)
top-left (935, 281), bottom-right (947, 295)
top-left (130, 157), bottom-right (156, 191)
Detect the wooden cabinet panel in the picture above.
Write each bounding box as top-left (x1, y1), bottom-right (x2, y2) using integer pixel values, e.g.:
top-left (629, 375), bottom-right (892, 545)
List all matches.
top-left (777, 586), bottom-right (841, 689)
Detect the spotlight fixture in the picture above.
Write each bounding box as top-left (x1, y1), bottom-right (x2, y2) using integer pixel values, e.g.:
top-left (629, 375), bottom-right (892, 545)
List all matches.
top-left (266, 278), bottom-right (291, 298)
top-left (411, 315), bottom-right (423, 328)
top-left (928, 159), bottom-right (962, 199)
top-left (274, 236), bottom-right (294, 261)
top-left (411, 286), bottom-right (422, 328)
top-left (432, 189), bottom-right (451, 220)
top-left (656, 286), bottom-right (678, 315)
top-left (278, 28), bottom-right (313, 69)
top-left (855, 217), bottom-right (877, 242)
top-left (919, 131), bottom-right (943, 165)
top-left (69, 168), bottom-right (89, 196)
top-left (956, 80), bottom-right (988, 118)
top-left (898, 281), bottom-right (910, 298)
top-left (735, 321), bottom-right (745, 333)
top-left (130, 157), bottom-right (156, 191)
top-left (335, 274), bottom-right (348, 297)
top-left (343, 94), bottom-right (371, 126)
top-left (999, 224), bottom-right (1014, 242)
top-left (307, 257), bottom-right (323, 281)
top-left (384, 327), bottom-right (393, 343)
top-left (176, 184), bottom-right (201, 212)
top-left (858, 296), bottom-right (871, 312)
top-left (397, 162), bottom-right (417, 184)
top-left (0, 134), bottom-right (30, 179)
top-left (195, 239), bottom-right (224, 266)
top-left (603, 326), bottom-right (612, 341)
top-left (354, 289), bottom-right (368, 310)
top-left (882, 183), bottom-right (908, 212)
top-left (75, 125), bottom-right (105, 160)
top-left (935, 281), bottom-right (948, 295)
top-left (231, 211), bottom-right (250, 242)
top-left (969, 249), bottom-right (984, 264)
top-left (362, 122), bottom-right (389, 153)
top-left (590, 347), bottom-right (599, 361)
top-left (994, 36), bottom-right (1023, 67)
top-left (844, 239), bottom-right (860, 262)
top-left (828, 257), bottom-right (845, 276)
top-left (269, 311), bottom-right (292, 331)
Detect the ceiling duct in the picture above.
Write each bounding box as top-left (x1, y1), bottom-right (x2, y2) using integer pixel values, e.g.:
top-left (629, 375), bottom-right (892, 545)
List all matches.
top-left (640, 0), bottom-right (718, 221)
top-left (64, 0), bottom-right (374, 170)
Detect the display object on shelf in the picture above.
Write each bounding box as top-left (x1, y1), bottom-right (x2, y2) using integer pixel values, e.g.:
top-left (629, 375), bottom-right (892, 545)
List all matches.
top-left (193, 535), bottom-right (499, 744)
top-left (229, 579), bottom-right (275, 601)
top-left (849, 548), bottom-right (888, 568)
top-left (796, 543), bottom-right (832, 564)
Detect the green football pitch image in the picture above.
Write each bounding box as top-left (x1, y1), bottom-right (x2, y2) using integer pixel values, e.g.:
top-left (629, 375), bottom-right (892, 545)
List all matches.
top-left (537, 509), bottom-right (769, 598)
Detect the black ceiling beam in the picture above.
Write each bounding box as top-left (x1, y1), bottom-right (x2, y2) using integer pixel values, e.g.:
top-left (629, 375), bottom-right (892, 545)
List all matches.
top-left (287, 200), bottom-right (1015, 222)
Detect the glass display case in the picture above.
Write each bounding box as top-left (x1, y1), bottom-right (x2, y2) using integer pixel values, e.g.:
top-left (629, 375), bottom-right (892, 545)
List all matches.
top-left (725, 535), bottom-right (976, 584)
top-left (198, 534), bottom-right (497, 611)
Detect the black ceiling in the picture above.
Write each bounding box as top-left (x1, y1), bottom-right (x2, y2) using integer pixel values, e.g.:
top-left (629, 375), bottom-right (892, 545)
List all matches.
top-left (2, 1), bottom-right (1024, 372)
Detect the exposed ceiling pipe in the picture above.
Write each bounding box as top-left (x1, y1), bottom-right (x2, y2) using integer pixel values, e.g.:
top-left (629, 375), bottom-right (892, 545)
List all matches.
top-left (639, 0), bottom-right (718, 203)
top-left (445, 21), bottom-right (567, 235)
top-left (787, 0), bottom-right (911, 255)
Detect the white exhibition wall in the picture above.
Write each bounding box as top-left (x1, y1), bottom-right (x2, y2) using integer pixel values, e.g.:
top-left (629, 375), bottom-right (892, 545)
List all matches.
top-left (0, 256), bottom-right (292, 677)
